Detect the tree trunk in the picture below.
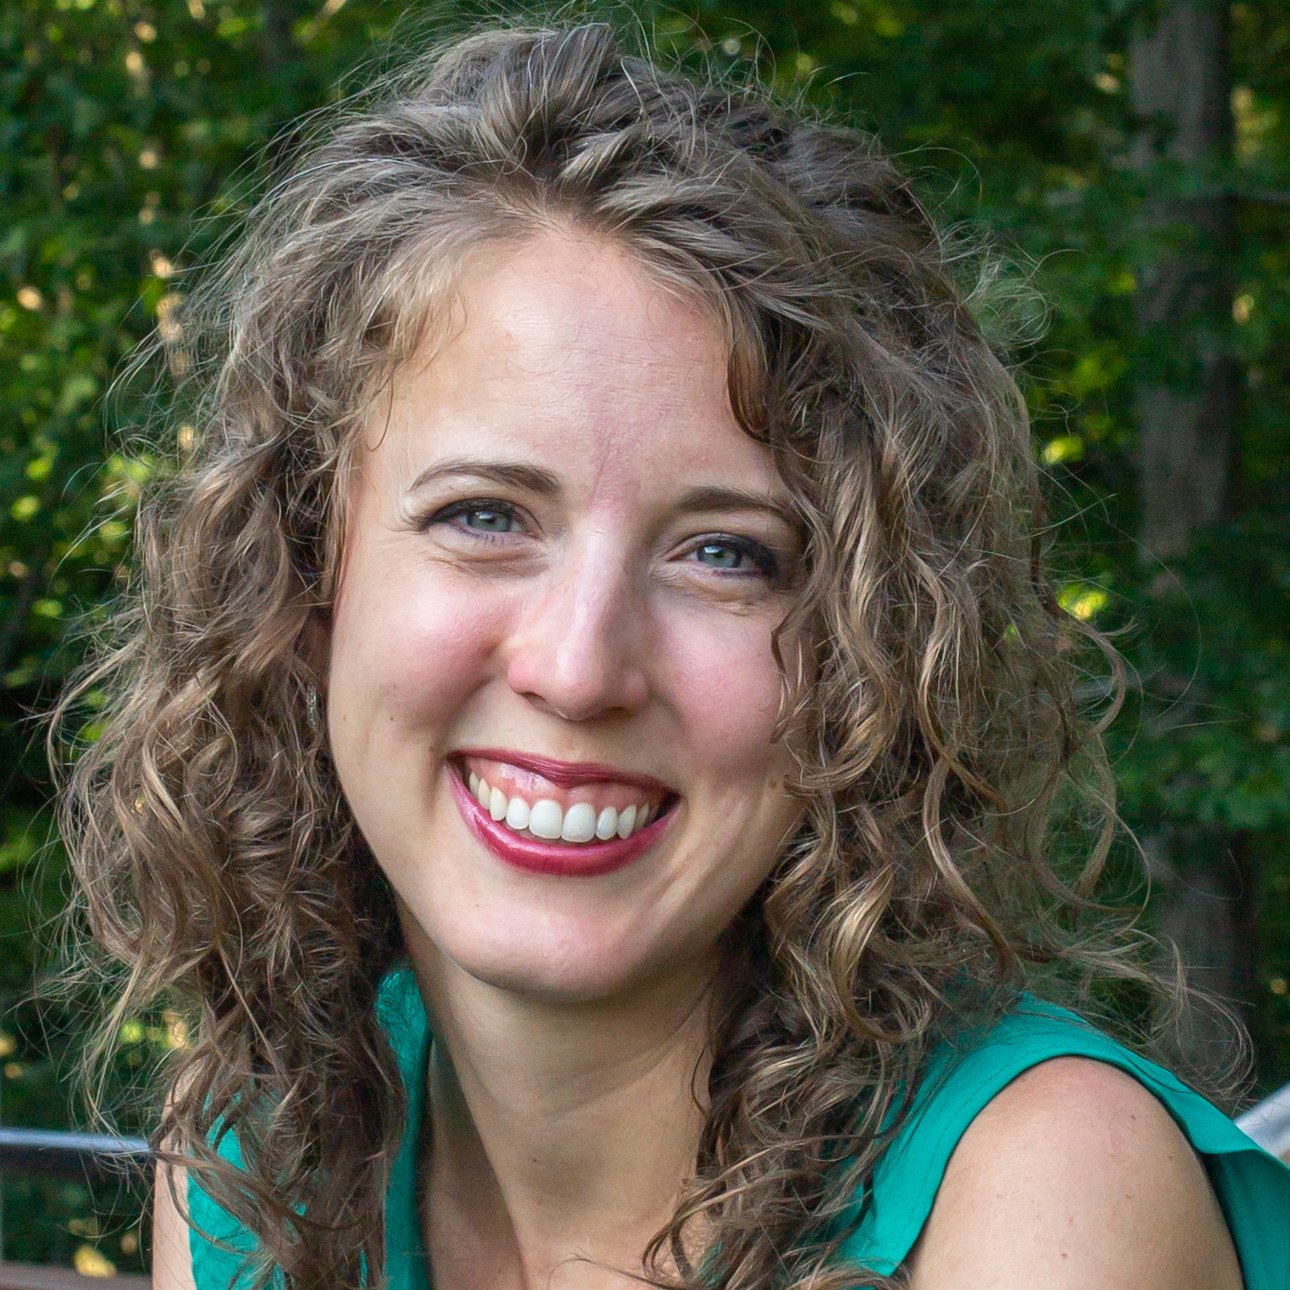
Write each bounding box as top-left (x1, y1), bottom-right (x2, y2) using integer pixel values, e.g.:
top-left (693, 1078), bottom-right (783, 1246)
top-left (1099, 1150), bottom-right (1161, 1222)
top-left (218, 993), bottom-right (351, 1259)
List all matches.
top-left (1129, 0), bottom-right (1251, 1076)
top-left (1130, 0), bottom-right (1239, 558)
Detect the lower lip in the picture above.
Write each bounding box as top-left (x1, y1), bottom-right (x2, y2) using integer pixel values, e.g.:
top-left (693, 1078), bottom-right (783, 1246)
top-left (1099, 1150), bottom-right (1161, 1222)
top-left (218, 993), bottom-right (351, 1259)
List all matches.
top-left (448, 768), bottom-right (676, 878)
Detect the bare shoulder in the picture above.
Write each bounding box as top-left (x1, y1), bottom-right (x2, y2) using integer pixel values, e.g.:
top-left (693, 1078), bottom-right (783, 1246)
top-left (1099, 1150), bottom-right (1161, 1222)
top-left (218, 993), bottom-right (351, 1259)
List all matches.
top-left (904, 1056), bottom-right (1244, 1290)
top-left (151, 1080), bottom-right (199, 1290)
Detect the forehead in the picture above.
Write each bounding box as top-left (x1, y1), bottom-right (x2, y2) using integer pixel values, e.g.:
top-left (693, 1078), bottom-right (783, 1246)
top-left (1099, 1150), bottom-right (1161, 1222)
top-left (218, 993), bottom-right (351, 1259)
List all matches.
top-left (355, 232), bottom-right (777, 496)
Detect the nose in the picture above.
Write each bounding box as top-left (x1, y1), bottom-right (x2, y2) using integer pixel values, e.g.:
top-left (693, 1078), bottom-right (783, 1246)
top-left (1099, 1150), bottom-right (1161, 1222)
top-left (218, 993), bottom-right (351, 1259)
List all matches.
top-left (504, 543), bottom-right (651, 722)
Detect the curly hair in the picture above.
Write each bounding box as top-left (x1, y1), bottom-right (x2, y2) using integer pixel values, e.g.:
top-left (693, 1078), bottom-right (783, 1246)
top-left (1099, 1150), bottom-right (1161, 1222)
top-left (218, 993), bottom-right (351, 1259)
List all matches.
top-left (53, 17), bottom-right (1191, 1290)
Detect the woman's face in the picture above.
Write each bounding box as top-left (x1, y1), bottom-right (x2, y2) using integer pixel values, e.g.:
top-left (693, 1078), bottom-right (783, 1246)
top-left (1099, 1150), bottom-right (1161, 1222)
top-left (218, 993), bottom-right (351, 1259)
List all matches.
top-left (327, 232), bottom-right (807, 1003)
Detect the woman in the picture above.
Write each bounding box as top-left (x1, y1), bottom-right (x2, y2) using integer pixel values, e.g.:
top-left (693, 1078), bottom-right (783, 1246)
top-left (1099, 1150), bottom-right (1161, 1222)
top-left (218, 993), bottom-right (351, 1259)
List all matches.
top-left (56, 19), bottom-right (1290, 1290)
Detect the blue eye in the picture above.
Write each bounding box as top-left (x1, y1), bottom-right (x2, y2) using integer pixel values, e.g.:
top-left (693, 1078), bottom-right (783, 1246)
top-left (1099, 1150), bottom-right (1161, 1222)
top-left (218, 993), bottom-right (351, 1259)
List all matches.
top-left (423, 500), bottom-right (519, 537)
top-left (459, 506), bottom-right (514, 532)
top-left (691, 537), bottom-right (780, 580)
top-left (420, 505), bottom-right (784, 582)
top-left (696, 542), bottom-right (735, 567)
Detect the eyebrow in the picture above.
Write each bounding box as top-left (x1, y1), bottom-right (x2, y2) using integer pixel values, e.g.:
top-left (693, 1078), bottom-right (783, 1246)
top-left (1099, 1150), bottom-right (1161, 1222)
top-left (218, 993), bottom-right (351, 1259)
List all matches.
top-left (407, 459), bottom-right (560, 497)
top-left (406, 458), bottom-right (801, 531)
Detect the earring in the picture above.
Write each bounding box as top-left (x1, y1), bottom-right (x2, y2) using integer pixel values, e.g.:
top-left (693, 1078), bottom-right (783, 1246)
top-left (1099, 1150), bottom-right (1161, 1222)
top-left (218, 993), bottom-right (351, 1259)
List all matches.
top-left (305, 684), bottom-right (321, 732)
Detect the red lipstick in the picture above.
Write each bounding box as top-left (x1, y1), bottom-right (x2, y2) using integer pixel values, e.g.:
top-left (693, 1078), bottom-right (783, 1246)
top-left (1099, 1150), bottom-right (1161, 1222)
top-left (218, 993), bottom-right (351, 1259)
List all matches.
top-left (452, 747), bottom-right (674, 794)
top-left (448, 766), bottom-right (676, 878)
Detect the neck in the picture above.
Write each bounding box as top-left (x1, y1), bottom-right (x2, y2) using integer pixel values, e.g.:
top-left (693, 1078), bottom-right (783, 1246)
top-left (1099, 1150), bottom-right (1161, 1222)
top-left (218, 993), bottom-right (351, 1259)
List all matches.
top-left (401, 915), bottom-right (720, 1289)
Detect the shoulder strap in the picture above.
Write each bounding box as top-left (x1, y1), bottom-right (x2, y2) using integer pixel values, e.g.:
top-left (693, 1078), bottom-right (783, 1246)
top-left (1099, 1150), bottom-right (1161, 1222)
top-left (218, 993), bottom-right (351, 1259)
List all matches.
top-left (377, 966), bottom-right (433, 1290)
top-left (186, 1105), bottom-right (262, 1289)
top-left (187, 966), bottom-right (432, 1290)
top-left (837, 997), bottom-right (1290, 1288)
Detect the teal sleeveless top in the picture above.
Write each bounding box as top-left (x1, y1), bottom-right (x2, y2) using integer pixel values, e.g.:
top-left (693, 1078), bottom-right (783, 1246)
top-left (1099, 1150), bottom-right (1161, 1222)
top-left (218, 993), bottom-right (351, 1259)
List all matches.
top-left (190, 967), bottom-right (1290, 1289)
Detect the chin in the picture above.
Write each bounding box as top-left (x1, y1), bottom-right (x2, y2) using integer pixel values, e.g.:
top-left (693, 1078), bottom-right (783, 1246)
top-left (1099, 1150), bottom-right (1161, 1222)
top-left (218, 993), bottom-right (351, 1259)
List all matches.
top-left (414, 909), bottom-right (652, 1002)
top-left (453, 940), bottom-right (656, 1004)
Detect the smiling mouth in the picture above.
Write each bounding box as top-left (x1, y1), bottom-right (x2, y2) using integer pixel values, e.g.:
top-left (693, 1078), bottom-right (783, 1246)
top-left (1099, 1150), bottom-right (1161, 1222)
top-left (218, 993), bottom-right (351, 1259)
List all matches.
top-left (453, 759), bottom-right (680, 847)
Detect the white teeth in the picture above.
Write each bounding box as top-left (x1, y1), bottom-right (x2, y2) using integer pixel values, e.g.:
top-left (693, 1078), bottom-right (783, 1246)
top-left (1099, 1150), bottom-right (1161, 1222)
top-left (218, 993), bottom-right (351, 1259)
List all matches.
top-left (462, 768), bottom-right (662, 845)
top-left (528, 798), bottom-right (564, 840)
top-left (489, 785), bottom-right (507, 821)
top-left (561, 802), bottom-right (597, 843)
top-left (505, 795), bottom-right (530, 831)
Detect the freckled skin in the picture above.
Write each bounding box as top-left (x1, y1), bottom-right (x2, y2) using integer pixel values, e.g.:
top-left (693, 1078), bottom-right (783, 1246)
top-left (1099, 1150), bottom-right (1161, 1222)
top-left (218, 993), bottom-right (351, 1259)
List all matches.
top-left (325, 233), bottom-right (809, 1004)
top-left (905, 1058), bottom-right (1245, 1290)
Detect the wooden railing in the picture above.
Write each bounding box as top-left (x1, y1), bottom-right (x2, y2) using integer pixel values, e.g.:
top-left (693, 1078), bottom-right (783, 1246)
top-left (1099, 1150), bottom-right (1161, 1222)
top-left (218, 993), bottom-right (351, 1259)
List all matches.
top-left (0, 1266), bottom-right (148, 1289)
top-left (0, 1128), bottom-right (150, 1289)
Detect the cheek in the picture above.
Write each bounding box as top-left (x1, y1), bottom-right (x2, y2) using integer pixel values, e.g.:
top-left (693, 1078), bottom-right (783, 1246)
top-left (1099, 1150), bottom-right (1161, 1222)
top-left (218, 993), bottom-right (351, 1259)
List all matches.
top-left (661, 612), bottom-right (791, 776)
top-left (329, 558), bottom-right (511, 729)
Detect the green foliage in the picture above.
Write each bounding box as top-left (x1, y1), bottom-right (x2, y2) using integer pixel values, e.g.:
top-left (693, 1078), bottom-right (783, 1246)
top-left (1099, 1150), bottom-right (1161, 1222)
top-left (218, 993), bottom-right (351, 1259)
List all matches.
top-left (1, 0), bottom-right (1287, 1270)
top-left (1111, 516), bottom-right (1290, 835)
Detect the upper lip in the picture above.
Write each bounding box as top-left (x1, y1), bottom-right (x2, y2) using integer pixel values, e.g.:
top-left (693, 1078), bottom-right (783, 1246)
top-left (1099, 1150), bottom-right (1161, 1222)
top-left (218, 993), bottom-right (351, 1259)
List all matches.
top-left (452, 748), bottom-right (676, 795)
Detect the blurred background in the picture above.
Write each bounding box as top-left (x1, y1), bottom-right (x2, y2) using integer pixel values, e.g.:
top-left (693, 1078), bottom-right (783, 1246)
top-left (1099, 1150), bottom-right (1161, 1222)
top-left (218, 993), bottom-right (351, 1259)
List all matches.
top-left (1, 0), bottom-right (1287, 1279)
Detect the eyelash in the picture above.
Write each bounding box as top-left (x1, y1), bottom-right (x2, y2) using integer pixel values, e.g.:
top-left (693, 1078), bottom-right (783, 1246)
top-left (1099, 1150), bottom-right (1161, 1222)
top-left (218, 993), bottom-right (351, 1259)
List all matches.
top-left (420, 499), bottom-right (782, 581)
